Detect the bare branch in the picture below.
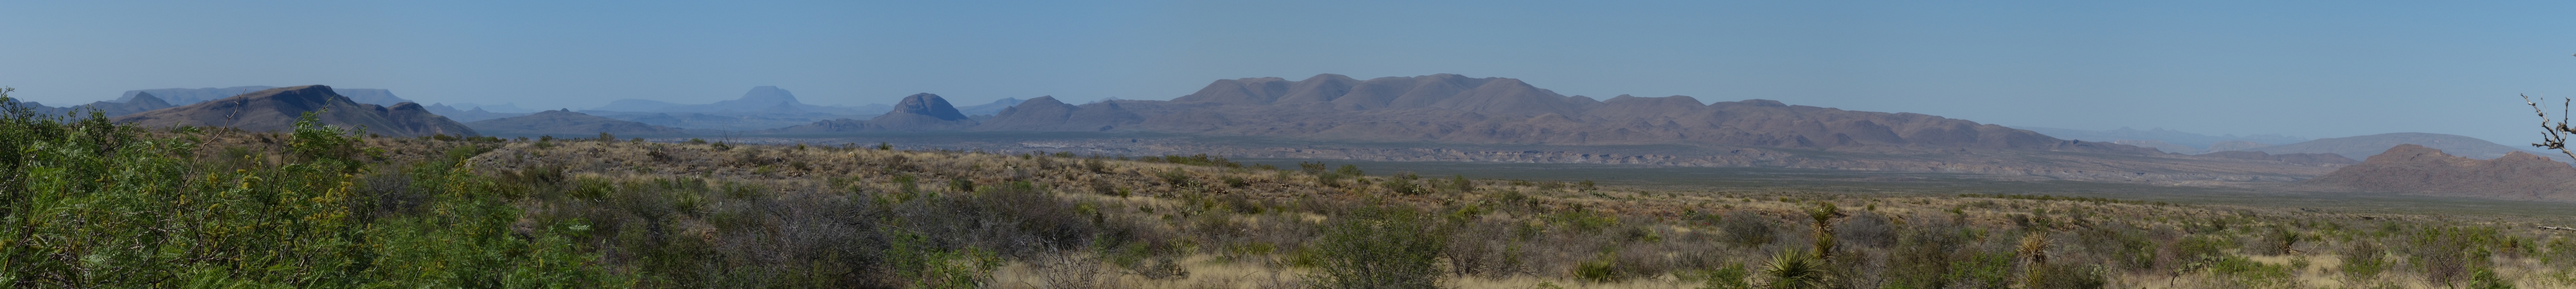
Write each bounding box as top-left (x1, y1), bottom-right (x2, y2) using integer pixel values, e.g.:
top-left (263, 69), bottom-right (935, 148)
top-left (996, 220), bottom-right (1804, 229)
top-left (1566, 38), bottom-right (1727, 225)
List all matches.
top-left (2523, 94), bottom-right (2576, 160)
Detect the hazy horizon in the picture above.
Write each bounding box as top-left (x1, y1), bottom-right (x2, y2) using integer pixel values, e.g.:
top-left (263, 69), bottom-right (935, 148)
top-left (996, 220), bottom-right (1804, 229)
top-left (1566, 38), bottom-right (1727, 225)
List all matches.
top-left (5, 1), bottom-right (2573, 146)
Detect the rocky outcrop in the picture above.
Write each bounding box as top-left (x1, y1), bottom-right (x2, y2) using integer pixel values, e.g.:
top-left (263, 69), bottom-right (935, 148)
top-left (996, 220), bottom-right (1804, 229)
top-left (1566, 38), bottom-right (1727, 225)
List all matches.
top-left (113, 85), bottom-right (477, 137)
top-left (2304, 144), bottom-right (2576, 201)
top-left (466, 109), bottom-right (687, 136)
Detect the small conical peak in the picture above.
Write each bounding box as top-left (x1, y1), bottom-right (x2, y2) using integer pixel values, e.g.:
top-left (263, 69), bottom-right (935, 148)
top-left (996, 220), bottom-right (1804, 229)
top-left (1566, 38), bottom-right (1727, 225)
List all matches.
top-left (128, 92), bottom-right (170, 106)
top-left (892, 93), bottom-right (970, 121)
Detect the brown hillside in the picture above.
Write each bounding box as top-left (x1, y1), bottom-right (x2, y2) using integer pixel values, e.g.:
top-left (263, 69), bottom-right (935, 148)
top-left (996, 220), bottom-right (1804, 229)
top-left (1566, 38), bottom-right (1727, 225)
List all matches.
top-left (2304, 144), bottom-right (2576, 201)
top-left (114, 85), bottom-right (476, 137)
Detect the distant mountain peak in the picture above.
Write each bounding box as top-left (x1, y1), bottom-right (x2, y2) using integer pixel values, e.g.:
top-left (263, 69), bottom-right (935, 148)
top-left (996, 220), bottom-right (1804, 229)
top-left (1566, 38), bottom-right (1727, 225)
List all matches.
top-left (127, 92), bottom-right (169, 107)
top-left (890, 93), bottom-right (969, 121)
top-left (739, 86), bottom-right (799, 104)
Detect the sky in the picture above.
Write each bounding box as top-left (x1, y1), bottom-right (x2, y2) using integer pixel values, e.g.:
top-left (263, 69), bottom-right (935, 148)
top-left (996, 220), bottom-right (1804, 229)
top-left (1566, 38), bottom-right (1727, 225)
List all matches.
top-left (2, 0), bottom-right (2573, 145)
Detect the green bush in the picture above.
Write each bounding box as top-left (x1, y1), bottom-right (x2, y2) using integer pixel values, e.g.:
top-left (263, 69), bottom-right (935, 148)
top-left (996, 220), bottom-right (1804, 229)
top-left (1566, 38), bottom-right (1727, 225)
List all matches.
top-left (2341, 240), bottom-right (2390, 281)
top-left (0, 100), bottom-right (615, 287)
top-left (1305, 206), bottom-right (1445, 289)
top-left (1380, 178), bottom-right (1425, 195)
top-left (1720, 211), bottom-right (1777, 246)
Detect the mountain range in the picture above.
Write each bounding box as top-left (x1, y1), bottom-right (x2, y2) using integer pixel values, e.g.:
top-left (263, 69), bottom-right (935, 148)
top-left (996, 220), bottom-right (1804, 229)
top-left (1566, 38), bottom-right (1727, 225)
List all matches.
top-left (114, 86), bottom-right (415, 106)
top-left (813, 74), bottom-right (2150, 154)
top-left (704, 73), bottom-right (2420, 182)
top-left (113, 85), bottom-right (476, 137)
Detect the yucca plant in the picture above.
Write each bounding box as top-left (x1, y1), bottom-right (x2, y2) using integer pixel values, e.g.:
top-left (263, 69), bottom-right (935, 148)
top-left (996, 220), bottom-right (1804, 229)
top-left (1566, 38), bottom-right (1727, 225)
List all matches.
top-left (1759, 249), bottom-right (1830, 289)
top-left (2017, 231), bottom-right (2054, 287)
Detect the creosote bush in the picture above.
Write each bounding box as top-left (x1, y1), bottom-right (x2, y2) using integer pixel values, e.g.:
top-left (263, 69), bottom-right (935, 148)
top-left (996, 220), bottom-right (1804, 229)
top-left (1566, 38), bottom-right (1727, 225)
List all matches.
top-left (1305, 206), bottom-right (1445, 289)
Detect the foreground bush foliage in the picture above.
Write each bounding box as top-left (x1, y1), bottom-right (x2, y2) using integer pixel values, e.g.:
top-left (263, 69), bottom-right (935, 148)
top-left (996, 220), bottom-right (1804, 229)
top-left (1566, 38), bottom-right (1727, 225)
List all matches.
top-left (0, 96), bottom-right (613, 286)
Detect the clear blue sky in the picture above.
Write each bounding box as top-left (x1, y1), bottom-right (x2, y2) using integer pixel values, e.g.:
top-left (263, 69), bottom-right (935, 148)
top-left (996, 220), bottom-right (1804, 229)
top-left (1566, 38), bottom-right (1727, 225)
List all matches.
top-left (4, 0), bottom-right (2572, 145)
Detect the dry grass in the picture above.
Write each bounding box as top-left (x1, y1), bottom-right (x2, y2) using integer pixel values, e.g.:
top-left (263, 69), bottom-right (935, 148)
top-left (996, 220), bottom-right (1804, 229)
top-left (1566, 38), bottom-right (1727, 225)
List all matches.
top-left (296, 135), bottom-right (2576, 288)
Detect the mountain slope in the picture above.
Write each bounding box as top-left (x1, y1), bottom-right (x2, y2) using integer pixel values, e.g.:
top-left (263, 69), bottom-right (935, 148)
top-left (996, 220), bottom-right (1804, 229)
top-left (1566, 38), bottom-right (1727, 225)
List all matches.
top-left (466, 110), bottom-right (686, 136)
top-left (114, 85), bottom-right (477, 137)
top-left (332, 89), bottom-right (414, 106)
top-left (2304, 144), bottom-right (2576, 201)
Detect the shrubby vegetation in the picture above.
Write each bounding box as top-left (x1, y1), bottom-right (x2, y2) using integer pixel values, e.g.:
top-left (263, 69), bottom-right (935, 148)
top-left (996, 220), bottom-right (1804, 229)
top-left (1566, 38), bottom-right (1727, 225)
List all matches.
top-left (0, 93), bottom-right (611, 286)
top-left (8, 87), bottom-right (2576, 288)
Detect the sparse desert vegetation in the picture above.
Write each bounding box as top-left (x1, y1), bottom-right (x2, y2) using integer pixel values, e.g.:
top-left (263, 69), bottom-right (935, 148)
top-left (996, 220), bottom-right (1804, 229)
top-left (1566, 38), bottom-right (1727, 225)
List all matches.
top-left (10, 98), bottom-right (2576, 288)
